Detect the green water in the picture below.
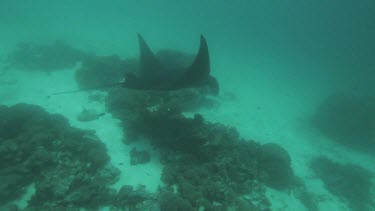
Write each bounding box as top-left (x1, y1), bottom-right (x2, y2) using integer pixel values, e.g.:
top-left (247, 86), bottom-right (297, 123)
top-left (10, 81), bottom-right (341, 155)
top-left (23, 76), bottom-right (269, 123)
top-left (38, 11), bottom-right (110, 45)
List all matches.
top-left (1, 1), bottom-right (374, 210)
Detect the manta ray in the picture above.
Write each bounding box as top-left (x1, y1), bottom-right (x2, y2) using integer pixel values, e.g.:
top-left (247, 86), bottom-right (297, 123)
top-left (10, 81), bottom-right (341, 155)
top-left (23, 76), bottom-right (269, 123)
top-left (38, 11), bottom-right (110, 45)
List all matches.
top-left (123, 34), bottom-right (219, 95)
top-left (53, 34), bottom-right (219, 95)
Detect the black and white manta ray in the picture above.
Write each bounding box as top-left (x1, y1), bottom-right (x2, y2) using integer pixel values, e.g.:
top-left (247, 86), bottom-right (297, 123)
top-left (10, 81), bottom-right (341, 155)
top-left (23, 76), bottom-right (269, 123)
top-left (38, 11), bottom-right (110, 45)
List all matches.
top-left (53, 34), bottom-right (219, 95)
top-left (123, 34), bottom-right (219, 95)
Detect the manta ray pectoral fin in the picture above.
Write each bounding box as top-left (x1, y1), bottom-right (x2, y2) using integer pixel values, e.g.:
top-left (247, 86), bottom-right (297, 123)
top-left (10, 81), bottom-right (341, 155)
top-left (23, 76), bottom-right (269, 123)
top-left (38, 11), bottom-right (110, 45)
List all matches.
top-left (137, 33), bottom-right (165, 77)
top-left (184, 35), bottom-right (210, 84)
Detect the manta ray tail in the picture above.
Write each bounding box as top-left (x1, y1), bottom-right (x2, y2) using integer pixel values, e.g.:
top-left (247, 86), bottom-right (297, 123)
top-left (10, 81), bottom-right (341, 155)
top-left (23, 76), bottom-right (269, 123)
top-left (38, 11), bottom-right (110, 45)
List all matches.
top-left (51, 81), bottom-right (124, 95)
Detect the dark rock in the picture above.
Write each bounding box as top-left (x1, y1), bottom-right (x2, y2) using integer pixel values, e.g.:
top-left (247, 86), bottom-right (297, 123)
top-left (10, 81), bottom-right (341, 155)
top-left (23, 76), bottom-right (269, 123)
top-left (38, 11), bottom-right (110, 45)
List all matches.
top-left (312, 94), bottom-right (375, 152)
top-left (158, 190), bottom-right (193, 211)
top-left (108, 100), bottom-right (272, 210)
top-left (293, 178), bottom-right (319, 211)
top-left (235, 199), bottom-right (260, 211)
top-left (126, 107), bottom-right (208, 152)
top-left (115, 185), bottom-right (153, 209)
top-left (0, 103), bottom-right (50, 139)
top-left (159, 137), bottom-right (270, 210)
top-left (257, 143), bottom-right (295, 190)
top-left (0, 173), bottom-right (32, 204)
top-left (104, 77), bottom-right (300, 211)
top-left (106, 87), bottom-right (219, 124)
top-left (0, 204), bottom-right (19, 211)
top-left (311, 157), bottom-right (374, 211)
top-left (130, 148), bottom-right (151, 165)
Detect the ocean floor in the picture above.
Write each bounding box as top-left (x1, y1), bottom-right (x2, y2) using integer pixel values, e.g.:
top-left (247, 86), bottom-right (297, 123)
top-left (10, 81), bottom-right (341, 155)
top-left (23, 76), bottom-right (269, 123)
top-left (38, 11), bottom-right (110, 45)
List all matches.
top-left (0, 40), bottom-right (374, 211)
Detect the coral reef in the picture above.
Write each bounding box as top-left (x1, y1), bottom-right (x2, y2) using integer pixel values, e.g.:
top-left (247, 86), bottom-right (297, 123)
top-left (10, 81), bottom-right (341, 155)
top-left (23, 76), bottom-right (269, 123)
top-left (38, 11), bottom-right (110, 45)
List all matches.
top-left (114, 185), bottom-right (156, 210)
top-left (257, 143), bottom-right (294, 190)
top-left (6, 41), bottom-right (87, 71)
top-left (158, 189), bottom-right (194, 211)
top-left (125, 108), bottom-right (208, 153)
top-left (156, 121), bottom-right (295, 210)
top-left (0, 36), bottom-right (326, 210)
top-left (312, 94), bottom-right (375, 152)
top-left (106, 96), bottom-right (300, 210)
top-left (0, 104), bottom-right (119, 209)
top-left (311, 157), bottom-right (374, 211)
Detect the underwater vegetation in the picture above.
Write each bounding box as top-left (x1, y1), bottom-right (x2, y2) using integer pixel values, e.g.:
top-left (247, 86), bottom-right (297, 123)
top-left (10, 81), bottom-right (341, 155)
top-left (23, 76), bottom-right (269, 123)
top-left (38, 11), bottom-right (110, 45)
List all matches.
top-left (312, 93), bottom-right (375, 153)
top-left (311, 157), bottom-right (375, 211)
top-left (6, 41), bottom-right (88, 72)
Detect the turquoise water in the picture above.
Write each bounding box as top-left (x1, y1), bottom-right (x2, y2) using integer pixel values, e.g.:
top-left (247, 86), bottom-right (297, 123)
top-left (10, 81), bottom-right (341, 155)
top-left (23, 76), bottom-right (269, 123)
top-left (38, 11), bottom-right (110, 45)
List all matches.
top-left (1, 1), bottom-right (374, 210)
